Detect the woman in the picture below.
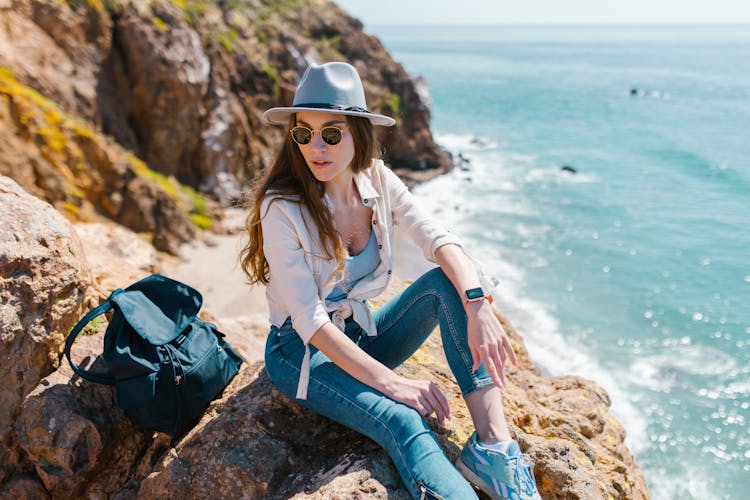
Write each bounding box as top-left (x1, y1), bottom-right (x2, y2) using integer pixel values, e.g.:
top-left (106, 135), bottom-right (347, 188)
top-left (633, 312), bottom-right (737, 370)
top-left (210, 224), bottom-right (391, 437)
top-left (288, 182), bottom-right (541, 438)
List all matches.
top-left (240, 61), bottom-right (540, 500)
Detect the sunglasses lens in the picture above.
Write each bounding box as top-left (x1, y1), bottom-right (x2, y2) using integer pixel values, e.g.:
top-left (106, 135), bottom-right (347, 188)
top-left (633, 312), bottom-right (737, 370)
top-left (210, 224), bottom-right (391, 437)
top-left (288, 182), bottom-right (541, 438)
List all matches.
top-left (291, 127), bottom-right (312, 144)
top-left (321, 127), bottom-right (343, 145)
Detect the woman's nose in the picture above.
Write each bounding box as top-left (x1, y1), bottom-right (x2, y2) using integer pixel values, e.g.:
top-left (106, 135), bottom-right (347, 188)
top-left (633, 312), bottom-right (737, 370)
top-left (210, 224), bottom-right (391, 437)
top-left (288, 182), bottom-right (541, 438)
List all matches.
top-left (311, 131), bottom-right (327, 150)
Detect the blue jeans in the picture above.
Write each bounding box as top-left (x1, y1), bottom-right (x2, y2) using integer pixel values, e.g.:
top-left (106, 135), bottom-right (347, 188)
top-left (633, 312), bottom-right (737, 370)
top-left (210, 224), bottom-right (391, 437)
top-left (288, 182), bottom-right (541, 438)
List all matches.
top-left (265, 268), bottom-right (494, 499)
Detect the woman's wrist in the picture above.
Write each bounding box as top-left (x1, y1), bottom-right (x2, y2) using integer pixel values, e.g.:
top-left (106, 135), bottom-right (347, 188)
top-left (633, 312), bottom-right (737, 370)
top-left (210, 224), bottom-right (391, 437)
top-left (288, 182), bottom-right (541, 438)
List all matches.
top-left (464, 299), bottom-right (488, 316)
top-left (463, 294), bottom-right (493, 313)
top-left (374, 367), bottom-right (401, 395)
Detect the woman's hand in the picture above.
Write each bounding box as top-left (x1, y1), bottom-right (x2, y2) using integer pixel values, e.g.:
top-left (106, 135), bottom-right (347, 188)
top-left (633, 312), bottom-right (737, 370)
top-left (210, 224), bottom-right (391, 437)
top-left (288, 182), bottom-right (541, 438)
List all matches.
top-left (310, 323), bottom-right (451, 425)
top-left (384, 375), bottom-right (451, 426)
top-left (466, 300), bottom-right (518, 389)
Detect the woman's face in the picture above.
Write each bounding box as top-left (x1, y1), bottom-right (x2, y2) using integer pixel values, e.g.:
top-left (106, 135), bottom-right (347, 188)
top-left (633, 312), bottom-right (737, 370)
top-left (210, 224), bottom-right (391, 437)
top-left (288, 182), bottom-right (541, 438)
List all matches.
top-left (294, 111), bottom-right (355, 184)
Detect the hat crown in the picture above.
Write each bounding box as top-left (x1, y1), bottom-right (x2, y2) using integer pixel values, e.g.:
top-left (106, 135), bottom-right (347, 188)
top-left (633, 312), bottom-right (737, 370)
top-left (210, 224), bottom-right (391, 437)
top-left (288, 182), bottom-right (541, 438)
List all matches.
top-left (262, 61), bottom-right (395, 127)
top-left (292, 62), bottom-right (367, 110)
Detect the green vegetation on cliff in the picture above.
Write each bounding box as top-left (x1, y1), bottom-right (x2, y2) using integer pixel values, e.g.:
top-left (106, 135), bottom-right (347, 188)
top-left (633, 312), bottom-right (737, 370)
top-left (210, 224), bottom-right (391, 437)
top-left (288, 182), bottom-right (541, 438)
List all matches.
top-left (1, 67), bottom-right (211, 231)
top-left (128, 154), bottom-right (213, 230)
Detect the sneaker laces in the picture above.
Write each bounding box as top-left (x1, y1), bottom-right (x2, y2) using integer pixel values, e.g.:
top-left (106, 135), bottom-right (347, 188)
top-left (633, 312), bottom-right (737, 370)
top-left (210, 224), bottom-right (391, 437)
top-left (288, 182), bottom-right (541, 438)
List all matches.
top-left (513, 453), bottom-right (537, 496)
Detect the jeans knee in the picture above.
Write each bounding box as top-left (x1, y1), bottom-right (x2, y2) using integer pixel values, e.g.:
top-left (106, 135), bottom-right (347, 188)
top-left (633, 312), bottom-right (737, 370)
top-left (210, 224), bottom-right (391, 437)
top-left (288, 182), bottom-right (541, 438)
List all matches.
top-left (379, 402), bottom-right (431, 443)
top-left (422, 267), bottom-right (454, 293)
top-left (421, 267), bottom-right (462, 309)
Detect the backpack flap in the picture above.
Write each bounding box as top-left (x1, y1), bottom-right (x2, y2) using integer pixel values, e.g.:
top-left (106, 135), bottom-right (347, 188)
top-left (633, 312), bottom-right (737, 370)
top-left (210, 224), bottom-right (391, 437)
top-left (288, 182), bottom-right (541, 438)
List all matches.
top-left (111, 290), bottom-right (184, 345)
top-left (124, 274), bottom-right (202, 334)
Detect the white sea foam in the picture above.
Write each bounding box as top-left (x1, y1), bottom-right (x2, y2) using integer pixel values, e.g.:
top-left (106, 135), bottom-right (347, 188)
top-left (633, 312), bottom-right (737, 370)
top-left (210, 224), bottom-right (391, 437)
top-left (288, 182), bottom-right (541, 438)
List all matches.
top-left (638, 345), bottom-right (737, 379)
top-left (648, 466), bottom-right (717, 500)
top-left (420, 136), bottom-right (650, 452)
top-left (434, 132), bottom-right (502, 152)
top-left (491, 277), bottom-right (650, 453)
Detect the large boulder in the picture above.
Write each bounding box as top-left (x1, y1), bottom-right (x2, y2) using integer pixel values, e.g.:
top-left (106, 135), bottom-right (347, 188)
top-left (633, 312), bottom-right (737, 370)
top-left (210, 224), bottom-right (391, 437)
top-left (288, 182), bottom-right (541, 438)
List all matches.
top-left (12, 329), bottom-right (171, 498)
top-left (0, 177), bottom-right (90, 480)
top-left (111, 1), bottom-right (210, 183)
top-left (4, 210), bottom-right (177, 498)
top-left (137, 362), bottom-right (412, 499)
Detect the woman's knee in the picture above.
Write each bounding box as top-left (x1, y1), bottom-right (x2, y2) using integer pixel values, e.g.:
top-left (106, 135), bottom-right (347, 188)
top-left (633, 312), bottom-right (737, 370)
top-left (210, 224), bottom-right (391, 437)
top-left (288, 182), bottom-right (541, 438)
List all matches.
top-left (376, 400), bottom-right (433, 444)
top-left (419, 267), bottom-right (462, 310)
top-left (421, 267), bottom-right (456, 294)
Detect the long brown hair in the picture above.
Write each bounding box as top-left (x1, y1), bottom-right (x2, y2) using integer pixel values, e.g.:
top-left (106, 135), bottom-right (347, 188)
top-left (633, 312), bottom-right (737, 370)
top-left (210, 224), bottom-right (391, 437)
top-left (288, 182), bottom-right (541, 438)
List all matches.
top-left (240, 113), bottom-right (379, 285)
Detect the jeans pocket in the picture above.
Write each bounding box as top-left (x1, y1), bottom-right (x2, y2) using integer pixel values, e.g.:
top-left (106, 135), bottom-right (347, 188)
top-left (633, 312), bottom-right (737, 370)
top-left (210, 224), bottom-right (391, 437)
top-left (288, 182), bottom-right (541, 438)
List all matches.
top-left (268, 318), bottom-right (302, 354)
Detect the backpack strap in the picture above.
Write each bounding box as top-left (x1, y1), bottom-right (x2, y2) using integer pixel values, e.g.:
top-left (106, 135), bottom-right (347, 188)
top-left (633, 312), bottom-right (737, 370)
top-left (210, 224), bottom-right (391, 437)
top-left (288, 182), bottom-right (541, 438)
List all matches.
top-left (64, 291), bottom-right (123, 385)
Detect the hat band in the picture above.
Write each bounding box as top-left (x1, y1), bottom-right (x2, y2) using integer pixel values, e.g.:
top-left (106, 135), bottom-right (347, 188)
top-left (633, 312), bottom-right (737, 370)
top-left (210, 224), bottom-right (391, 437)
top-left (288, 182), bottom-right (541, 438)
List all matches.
top-left (293, 102), bottom-right (371, 114)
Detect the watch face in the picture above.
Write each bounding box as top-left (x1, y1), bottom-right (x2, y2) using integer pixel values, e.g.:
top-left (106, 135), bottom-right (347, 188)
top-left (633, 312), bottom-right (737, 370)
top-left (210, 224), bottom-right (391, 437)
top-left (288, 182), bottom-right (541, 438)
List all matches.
top-left (466, 287), bottom-right (485, 300)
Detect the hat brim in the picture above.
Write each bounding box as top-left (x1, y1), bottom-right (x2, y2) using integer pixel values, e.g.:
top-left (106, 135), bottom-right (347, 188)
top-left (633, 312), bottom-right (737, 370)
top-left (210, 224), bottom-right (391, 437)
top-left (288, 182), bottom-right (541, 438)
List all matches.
top-left (263, 107), bottom-right (396, 127)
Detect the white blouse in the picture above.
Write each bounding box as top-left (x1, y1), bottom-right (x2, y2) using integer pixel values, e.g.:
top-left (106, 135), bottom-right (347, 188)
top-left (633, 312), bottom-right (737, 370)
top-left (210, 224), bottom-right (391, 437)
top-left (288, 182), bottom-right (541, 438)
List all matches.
top-left (260, 159), bottom-right (464, 399)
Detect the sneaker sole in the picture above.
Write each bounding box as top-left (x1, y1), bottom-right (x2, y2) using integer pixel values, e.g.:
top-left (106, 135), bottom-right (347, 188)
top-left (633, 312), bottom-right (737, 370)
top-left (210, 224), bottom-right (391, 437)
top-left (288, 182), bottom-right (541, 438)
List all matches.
top-left (455, 456), bottom-right (505, 500)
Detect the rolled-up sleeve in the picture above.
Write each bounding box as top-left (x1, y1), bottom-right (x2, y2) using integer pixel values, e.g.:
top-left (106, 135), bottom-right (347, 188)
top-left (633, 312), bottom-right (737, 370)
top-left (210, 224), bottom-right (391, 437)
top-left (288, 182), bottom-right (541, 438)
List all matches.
top-left (383, 167), bottom-right (464, 262)
top-left (261, 197), bottom-right (330, 343)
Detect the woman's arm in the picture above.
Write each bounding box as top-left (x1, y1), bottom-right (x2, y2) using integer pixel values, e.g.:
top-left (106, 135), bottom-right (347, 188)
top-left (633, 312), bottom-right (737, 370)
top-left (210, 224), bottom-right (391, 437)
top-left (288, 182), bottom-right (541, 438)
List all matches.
top-left (434, 244), bottom-right (518, 389)
top-left (309, 323), bottom-right (451, 425)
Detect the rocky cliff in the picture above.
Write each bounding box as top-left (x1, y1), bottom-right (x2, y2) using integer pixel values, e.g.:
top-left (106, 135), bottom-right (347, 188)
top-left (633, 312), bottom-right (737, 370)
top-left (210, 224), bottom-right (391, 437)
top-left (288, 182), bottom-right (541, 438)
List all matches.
top-left (0, 177), bottom-right (650, 498)
top-left (1, 0), bottom-right (451, 216)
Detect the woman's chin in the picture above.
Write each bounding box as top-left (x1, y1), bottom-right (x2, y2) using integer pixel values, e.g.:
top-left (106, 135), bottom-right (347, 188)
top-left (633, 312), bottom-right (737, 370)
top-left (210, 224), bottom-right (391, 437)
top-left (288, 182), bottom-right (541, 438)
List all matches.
top-left (310, 171), bottom-right (332, 182)
top-left (308, 164), bottom-right (344, 182)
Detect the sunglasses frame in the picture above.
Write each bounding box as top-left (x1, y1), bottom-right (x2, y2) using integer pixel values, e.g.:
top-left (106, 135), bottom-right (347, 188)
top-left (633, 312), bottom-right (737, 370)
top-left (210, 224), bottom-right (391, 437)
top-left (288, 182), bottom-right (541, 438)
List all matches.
top-left (290, 125), bottom-right (345, 146)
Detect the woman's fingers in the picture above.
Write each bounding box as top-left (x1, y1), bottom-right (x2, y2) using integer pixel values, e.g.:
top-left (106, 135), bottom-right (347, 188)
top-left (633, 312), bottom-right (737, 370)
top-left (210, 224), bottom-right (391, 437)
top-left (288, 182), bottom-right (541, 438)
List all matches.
top-left (412, 382), bottom-right (451, 426)
top-left (468, 313), bottom-right (517, 389)
top-left (503, 333), bottom-right (519, 366)
top-left (430, 382), bottom-right (451, 423)
top-left (479, 339), bottom-right (507, 389)
top-left (491, 342), bottom-right (507, 387)
top-left (489, 359), bottom-right (505, 390)
top-left (470, 343), bottom-right (481, 371)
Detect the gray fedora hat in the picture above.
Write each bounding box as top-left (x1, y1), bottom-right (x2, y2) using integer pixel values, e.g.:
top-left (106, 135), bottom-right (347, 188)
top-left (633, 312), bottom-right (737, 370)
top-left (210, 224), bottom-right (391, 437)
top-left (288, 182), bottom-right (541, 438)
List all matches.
top-left (263, 62), bottom-right (396, 127)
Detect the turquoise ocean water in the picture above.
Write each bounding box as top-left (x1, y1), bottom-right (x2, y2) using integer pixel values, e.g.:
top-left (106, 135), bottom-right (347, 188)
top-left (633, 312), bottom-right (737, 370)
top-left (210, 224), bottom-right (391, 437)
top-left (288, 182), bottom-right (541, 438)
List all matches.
top-left (375, 25), bottom-right (750, 499)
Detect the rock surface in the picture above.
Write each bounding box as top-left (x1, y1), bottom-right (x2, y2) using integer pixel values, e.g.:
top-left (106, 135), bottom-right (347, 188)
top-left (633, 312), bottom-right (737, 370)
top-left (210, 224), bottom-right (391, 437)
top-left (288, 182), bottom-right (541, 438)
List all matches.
top-left (14, 332), bottom-right (157, 498)
top-left (0, 177), bottom-right (90, 483)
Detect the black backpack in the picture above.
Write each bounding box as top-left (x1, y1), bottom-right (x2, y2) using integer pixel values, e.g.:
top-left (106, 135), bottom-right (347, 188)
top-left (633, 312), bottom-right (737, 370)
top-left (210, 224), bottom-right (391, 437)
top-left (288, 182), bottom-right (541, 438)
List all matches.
top-left (65, 274), bottom-right (243, 437)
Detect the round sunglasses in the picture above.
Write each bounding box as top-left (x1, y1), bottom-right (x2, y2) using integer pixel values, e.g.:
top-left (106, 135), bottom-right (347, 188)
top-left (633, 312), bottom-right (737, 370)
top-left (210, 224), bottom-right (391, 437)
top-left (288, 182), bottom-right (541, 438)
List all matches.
top-left (290, 126), bottom-right (344, 146)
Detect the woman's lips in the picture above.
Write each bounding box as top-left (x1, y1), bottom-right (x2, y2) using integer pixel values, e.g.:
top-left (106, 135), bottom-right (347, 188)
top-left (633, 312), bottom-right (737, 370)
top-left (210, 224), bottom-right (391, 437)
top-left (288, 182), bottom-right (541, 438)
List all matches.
top-left (311, 160), bottom-right (332, 168)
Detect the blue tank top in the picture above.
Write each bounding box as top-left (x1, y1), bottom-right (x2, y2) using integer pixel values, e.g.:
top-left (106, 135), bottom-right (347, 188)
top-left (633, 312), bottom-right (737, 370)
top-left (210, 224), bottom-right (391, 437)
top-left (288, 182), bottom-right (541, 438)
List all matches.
top-left (326, 230), bottom-right (381, 302)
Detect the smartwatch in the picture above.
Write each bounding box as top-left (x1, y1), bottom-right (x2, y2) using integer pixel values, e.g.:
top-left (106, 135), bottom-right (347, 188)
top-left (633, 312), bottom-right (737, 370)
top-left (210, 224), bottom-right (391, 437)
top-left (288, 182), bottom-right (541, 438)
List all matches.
top-left (463, 287), bottom-right (493, 309)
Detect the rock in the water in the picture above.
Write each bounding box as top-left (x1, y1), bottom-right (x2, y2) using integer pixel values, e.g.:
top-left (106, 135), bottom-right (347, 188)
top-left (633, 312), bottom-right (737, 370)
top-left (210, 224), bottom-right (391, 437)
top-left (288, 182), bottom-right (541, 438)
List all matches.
top-left (561, 165), bottom-right (577, 174)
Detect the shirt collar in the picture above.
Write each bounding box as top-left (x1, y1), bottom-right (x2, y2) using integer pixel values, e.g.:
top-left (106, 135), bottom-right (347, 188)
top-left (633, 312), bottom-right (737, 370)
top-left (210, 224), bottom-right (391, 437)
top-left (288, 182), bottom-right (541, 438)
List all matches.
top-left (353, 159), bottom-right (381, 203)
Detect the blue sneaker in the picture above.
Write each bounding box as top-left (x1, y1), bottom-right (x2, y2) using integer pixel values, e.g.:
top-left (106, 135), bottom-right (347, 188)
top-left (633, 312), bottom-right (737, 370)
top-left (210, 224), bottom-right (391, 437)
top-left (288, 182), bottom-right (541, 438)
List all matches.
top-left (455, 433), bottom-right (541, 500)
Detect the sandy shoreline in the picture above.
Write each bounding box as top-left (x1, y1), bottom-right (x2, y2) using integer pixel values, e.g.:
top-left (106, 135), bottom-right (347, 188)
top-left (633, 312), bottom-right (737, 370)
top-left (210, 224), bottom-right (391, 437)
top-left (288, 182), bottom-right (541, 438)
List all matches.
top-left (161, 208), bottom-right (266, 320)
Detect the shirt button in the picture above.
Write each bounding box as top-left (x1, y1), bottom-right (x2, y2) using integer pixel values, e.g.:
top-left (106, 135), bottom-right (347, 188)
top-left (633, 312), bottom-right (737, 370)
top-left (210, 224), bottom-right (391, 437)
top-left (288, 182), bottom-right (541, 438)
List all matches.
top-left (372, 220), bottom-right (377, 225)
top-left (387, 270), bottom-right (392, 275)
top-left (363, 199), bottom-right (368, 204)
top-left (378, 244), bottom-right (382, 250)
